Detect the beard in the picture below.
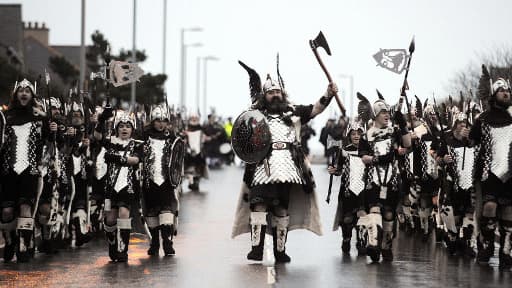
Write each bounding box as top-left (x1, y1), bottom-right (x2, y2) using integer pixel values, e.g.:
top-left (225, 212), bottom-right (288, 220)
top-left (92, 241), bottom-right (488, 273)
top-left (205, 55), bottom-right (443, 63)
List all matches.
top-left (265, 96), bottom-right (289, 114)
top-left (495, 97), bottom-right (511, 109)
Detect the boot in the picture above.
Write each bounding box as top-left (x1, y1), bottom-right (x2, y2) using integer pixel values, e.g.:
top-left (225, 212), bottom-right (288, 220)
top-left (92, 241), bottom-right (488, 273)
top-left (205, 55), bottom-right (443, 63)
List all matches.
top-left (247, 212), bottom-right (267, 261)
top-left (460, 217), bottom-right (476, 258)
top-left (147, 227), bottom-right (160, 256)
top-left (104, 224), bottom-right (117, 262)
top-left (499, 226), bottom-right (512, 270)
top-left (1, 220), bottom-right (17, 262)
top-left (160, 213), bottom-right (176, 256)
top-left (161, 225), bottom-right (175, 256)
top-left (272, 216), bottom-right (291, 263)
top-left (445, 232), bottom-right (458, 256)
top-left (355, 225), bottom-right (367, 256)
top-left (116, 218), bottom-right (131, 262)
top-left (16, 217), bottom-right (34, 263)
top-left (366, 213), bottom-right (383, 263)
top-left (73, 209), bottom-right (91, 247)
top-left (477, 217), bottom-right (496, 264)
top-left (432, 206), bottom-right (444, 242)
top-left (381, 220), bottom-right (394, 262)
top-left (341, 222), bottom-right (353, 254)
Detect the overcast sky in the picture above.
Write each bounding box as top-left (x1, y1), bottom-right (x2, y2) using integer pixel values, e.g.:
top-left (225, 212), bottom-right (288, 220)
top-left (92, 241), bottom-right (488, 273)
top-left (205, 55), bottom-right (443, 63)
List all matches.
top-left (3, 0), bottom-right (512, 151)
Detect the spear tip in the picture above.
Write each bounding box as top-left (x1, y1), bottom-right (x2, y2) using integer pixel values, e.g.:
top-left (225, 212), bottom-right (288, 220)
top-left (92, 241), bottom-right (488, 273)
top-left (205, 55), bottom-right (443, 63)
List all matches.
top-left (409, 36), bottom-right (416, 54)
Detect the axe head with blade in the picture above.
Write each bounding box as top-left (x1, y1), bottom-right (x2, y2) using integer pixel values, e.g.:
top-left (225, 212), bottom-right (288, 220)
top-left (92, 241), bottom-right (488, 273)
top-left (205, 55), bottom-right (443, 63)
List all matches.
top-left (310, 31), bottom-right (331, 56)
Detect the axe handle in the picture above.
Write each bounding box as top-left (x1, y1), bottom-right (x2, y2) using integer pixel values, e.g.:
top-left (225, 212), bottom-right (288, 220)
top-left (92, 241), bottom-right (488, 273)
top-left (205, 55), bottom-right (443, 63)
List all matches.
top-left (311, 45), bottom-right (347, 116)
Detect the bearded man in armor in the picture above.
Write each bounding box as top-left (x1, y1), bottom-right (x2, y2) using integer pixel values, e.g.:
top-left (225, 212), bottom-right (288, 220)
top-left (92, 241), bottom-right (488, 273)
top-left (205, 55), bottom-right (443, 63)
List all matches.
top-left (358, 98), bottom-right (411, 262)
top-left (232, 61), bottom-right (336, 263)
top-left (0, 79), bottom-right (57, 262)
top-left (469, 78), bottom-right (512, 269)
top-left (142, 106), bottom-right (180, 256)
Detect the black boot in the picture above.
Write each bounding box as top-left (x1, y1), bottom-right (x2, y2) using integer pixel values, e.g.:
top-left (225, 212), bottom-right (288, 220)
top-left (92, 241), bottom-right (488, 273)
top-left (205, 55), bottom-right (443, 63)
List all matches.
top-left (272, 216), bottom-right (291, 263)
top-left (499, 226), bottom-right (512, 270)
top-left (74, 210), bottom-right (91, 247)
top-left (381, 221), bottom-right (394, 262)
top-left (460, 224), bottom-right (476, 258)
top-left (147, 227), bottom-right (160, 256)
top-left (272, 227), bottom-right (291, 263)
top-left (3, 228), bottom-right (17, 262)
top-left (477, 217), bottom-right (496, 264)
top-left (341, 222), bottom-right (353, 254)
top-left (247, 224), bottom-right (266, 261)
top-left (104, 225), bottom-right (117, 262)
top-left (445, 232), bottom-right (457, 256)
top-left (161, 225), bottom-right (175, 256)
top-left (117, 229), bottom-right (131, 262)
top-left (116, 218), bottom-right (132, 263)
top-left (247, 212), bottom-right (267, 261)
top-left (16, 218), bottom-right (34, 263)
top-left (355, 225), bottom-right (367, 256)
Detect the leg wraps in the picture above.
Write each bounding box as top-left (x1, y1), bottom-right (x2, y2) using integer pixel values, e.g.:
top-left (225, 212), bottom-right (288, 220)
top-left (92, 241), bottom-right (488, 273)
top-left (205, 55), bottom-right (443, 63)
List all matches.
top-left (272, 215), bottom-right (289, 252)
top-left (17, 217), bottom-right (34, 253)
top-left (72, 209), bottom-right (88, 235)
top-left (146, 216), bottom-right (159, 229)
top-left (381, 220), bottom-right (394, 250)
top-left (440, 205), bottom-right (457, 234)
top-left (117, 218), bottom-right (131, 253)
top-left (249, 212), bottom-right (267, 247)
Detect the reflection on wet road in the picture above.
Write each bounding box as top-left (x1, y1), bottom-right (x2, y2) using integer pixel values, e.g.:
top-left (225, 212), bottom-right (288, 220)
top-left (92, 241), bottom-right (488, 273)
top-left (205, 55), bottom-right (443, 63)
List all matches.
top-left (1, 165), bottom-right (510, 287)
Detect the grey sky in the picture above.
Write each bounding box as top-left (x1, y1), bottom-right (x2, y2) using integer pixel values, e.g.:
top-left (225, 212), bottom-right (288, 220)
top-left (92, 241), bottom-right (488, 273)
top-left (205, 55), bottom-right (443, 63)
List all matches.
top-left (2, 0), bottom-right (512, 151)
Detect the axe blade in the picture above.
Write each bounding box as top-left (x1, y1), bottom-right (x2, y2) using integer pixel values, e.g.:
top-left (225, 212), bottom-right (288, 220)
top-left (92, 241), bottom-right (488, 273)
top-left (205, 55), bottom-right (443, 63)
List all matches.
top-left (311, 31), bottom-right (331, 56)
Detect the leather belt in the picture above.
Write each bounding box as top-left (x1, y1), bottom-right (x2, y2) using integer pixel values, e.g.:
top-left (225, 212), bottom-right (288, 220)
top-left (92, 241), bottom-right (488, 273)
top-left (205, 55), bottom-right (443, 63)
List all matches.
top-left (271, 142), bottom-right (292, 150)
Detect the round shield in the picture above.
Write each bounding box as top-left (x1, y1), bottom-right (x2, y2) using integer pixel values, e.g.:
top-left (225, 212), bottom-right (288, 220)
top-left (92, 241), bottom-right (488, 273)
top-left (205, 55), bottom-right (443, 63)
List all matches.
top-left (0, 111), bottom-right (5, 150)
top-left (231, 110), bottom-right (271, 164)
top-left (168, 137), bottom-right (186, 186)
top-left (219, 143), bottom-right (232, 154)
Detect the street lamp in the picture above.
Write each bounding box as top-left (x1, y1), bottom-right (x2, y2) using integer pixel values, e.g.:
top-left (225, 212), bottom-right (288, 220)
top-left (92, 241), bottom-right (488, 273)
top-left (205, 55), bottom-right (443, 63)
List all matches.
top-left (180, 27), bottom-right (203, 108)
top-left (338, 74), bottom-right (354, 117)
top-left (202, 56), bottom-right (219, 119)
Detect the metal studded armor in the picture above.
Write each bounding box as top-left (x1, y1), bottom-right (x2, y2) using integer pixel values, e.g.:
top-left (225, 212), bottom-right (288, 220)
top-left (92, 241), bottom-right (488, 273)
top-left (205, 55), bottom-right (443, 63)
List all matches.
top-left (231, 110), bottom-right (271, 164)
top-left (251, 115), bottom-right (302, 186)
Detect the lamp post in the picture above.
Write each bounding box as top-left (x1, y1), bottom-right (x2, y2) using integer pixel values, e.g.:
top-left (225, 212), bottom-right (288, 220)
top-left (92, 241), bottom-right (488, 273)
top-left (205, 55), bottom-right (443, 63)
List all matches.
top-left (131, 0), bottom-right (137, 107)
top-left (202, 56), bottom-right (219, 119)
top-left (179, 27), bottom-right (203, 108)
top-left (338, 74), bottom-right (354, 117)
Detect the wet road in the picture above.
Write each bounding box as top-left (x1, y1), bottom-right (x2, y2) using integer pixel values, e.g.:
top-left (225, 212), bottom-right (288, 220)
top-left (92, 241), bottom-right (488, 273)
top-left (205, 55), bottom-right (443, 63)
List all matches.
top-left (1, 164), bottom-right (511, 287)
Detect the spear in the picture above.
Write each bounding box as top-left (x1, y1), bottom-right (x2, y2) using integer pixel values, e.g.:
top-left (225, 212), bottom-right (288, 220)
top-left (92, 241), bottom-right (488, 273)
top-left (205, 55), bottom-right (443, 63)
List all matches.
top-left (400, 37), bottom-right (416, 129)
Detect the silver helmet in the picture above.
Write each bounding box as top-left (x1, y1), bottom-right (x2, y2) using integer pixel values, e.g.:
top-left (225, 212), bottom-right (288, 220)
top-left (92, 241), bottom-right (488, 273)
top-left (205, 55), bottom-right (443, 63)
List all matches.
top-left (372, 99), bottom-right (390, 116)
top-left (150, 105), bottom-right (169, 121)
top-left (262, 74), bottom-right (281, 93)
top-left (13, 78), bottom-right (36, 95)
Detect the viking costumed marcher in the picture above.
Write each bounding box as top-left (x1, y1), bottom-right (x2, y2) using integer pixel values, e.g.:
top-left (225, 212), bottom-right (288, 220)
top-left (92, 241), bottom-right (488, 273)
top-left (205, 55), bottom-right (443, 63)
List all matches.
top-left (469, 76), bottom-right (512, 269)
top-left (65, 100), bottom-right (93, 247)
top-left (37, 96), bottom-right (68, 253)
top-left (410, 103), bottom-right (441, 241)
top-left (94, 109), bottom-right (142, 262)
top-left (142, 106), bottom-right (180, 256)
top-left (203, 114), bottom-right (227, 169)
top-left (183, 113), bottom-right (208, 191)
top-left (0, 79), bottom-right (57, 262)
top-left (232, 60), bottom-right (335, 263)
top-left (327, 121), bottom-right (367, 255)
top-left (435, 111), bottom-right (476, 257)
top-left (357, 95), bottom-right (411, 262)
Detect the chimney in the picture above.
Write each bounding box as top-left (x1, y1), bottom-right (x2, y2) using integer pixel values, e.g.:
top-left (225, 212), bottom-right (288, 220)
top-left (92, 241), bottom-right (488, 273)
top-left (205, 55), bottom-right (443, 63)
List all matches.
top-left (23, 21), bottom-right (49, 46)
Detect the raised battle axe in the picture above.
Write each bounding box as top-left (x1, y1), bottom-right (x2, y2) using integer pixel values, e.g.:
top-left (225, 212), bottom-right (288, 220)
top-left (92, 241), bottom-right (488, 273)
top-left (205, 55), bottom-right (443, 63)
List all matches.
top-left (310, 31), bottom-right (346, 116)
